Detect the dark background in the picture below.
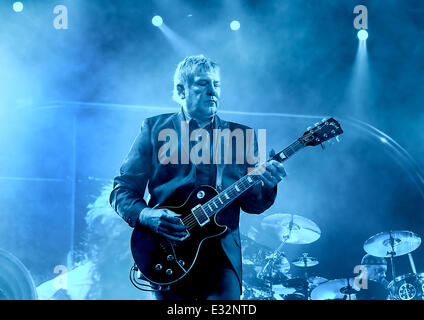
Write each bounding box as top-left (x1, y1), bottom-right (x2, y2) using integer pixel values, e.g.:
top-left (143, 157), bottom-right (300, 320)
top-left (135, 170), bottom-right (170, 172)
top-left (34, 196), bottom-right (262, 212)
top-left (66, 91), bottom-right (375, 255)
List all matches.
top-left (0, 0), bottom-right (423, 299)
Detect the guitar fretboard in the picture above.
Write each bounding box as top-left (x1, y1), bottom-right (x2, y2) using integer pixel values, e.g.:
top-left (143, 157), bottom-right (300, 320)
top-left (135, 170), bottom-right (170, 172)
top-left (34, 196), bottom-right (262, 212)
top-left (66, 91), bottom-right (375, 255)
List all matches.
top-left (198, 139), bottom-right (305, 220)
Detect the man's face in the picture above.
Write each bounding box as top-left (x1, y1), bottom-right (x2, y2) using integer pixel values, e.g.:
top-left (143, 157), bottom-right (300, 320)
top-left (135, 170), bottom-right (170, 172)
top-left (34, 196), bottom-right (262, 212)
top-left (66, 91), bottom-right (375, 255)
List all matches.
top-left (366, 264), bottom-right (387, 282)
top-left (182, 69), bottom-right (221, 121)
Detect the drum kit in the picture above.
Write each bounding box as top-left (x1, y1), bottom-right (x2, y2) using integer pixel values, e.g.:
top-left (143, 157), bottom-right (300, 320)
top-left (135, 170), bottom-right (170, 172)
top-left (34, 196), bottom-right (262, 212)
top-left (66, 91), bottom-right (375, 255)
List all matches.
top-left (241, 213), bottom-right (325, 300)
top-left (364, 230), bottom-right (423, 300)
top-left (241, 213), bottom-right (424, 300)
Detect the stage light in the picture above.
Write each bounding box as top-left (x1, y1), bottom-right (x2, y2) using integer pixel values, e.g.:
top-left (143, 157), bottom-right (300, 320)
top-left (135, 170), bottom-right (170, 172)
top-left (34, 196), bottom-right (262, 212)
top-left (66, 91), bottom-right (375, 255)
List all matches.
top-left (230, 20), bottom-right (240, 31)
top-left (13, 1), bottom-right (24, 12)
top-left (152, 15), bottom-right (163, 27)
top-left (357, 29), bottom-right (368, 41)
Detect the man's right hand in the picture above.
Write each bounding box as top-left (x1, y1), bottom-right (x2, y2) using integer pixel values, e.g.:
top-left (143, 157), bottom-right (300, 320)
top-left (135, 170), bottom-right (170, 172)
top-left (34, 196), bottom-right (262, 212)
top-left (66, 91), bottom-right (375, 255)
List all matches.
top-left (138, 208), bottom-right (189, 241)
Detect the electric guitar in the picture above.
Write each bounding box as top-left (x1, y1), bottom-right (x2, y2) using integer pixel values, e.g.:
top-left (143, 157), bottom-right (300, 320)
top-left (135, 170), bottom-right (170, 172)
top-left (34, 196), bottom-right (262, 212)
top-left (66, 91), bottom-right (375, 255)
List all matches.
top-left (130, 118), bottom-right (343, 286)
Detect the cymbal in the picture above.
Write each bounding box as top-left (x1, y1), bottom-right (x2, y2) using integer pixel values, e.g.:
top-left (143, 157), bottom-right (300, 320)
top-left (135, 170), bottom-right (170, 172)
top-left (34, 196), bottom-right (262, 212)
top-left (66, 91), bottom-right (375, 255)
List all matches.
top-left (363, 230), bottom-right (421, 258)
top-left (292, 253), bottom-right (319, 267)
top-left (311, 278), bottom-right (359, 300)
top-left (246, 214), bottom-right (321, 248)
top-left (272, 284), bottom-right (296, 296)
top-left (308, 276), bottom-right (328, 289)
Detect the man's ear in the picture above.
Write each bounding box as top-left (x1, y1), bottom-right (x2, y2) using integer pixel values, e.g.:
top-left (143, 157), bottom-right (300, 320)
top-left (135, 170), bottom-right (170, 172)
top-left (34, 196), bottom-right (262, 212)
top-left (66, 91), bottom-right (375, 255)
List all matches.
top-left (177, 84), bottom-right (185, 99)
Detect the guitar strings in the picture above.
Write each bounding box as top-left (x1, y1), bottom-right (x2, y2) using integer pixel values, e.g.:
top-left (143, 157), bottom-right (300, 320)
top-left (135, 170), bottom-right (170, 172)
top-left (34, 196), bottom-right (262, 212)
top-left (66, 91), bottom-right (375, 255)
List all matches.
top-left (178, 140), bottom-right (307, 229)
top-left (171, 140), bottom-right (305, 231)
top-left (181, 174), bottom-right (255, 229)
top-left (181, 145), bottom-right (300, 229)
top-left (184, 165), bottom-right (264, 229)
top-left (181, 170), bottom-right (262, 230)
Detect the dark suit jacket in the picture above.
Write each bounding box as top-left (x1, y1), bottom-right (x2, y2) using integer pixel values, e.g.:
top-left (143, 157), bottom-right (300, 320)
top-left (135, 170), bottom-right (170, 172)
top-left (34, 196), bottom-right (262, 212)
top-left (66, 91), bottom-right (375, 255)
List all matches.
top-left (110, 109), bottom-right (277, 290)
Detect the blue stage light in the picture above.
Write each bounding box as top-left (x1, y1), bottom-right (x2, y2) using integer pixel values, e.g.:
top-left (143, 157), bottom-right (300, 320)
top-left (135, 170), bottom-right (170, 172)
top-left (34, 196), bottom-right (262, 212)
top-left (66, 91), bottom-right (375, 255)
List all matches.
top-left (152, 15), bottom-right (163, 27)
top-left (230, 20), bottom-right (240, 31)
top-left (357, 29), bottom-right (368, 41)
top-left (13, 2), bottom-right (24, 12)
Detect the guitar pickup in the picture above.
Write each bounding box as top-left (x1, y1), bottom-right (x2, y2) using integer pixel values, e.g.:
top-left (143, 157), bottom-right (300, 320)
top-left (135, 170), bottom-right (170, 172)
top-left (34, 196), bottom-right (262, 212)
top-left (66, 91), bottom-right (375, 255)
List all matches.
top-left (191, 204), bottom-right (210, 227)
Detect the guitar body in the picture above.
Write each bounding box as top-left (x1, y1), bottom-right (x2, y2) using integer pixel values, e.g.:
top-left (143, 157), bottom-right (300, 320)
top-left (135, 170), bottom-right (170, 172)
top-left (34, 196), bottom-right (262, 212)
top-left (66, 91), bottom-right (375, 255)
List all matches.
top-left (130, 185), bottom-right (227, 286)
top-left (129, 118), bottom-right (343, 287)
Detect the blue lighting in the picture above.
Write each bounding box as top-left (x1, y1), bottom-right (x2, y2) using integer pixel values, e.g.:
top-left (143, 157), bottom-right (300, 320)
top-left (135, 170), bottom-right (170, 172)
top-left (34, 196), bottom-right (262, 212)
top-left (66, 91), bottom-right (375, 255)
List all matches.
top-left (357, 29), bottom-right (368, 41)
top-left (13, 1), bottom-right (24, 12)
top-left (152, 15), bottom-right (163, 27)
top-left (230, 20), bottom-right (240, 31)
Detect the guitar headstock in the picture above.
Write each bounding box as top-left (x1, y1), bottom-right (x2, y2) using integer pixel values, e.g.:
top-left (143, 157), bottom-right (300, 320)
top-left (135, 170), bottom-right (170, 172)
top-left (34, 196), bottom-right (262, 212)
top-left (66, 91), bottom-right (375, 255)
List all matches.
top-left (300, 118), bottom-right (343, 147)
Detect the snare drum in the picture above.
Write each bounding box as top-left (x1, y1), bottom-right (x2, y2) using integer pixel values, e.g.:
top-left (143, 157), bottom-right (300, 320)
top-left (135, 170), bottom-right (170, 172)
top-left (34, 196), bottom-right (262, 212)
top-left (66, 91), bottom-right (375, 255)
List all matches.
top-left (388, 273), bottom-right (424, 300)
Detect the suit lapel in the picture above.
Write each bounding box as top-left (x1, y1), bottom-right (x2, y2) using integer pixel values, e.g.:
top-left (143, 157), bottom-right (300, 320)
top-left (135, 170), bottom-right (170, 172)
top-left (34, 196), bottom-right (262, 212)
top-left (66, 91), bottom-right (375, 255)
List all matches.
top-left (171, 110), bottom-right (190, 165)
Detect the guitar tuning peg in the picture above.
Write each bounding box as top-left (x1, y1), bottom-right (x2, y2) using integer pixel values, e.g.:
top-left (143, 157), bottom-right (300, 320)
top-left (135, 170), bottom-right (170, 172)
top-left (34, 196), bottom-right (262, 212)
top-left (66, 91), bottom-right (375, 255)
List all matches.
top-left (314, 122), bottom-right (320, 127)
top-left (335, 136), bottom-right (341, 143)
top-left (307, 126), bottom-right (312, 131)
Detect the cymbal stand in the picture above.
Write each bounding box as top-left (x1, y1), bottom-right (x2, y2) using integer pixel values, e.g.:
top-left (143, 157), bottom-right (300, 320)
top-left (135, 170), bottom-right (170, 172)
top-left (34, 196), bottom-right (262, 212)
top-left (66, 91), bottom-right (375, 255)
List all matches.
top-left (408, 253), bottom-right (417, 274)
top-left (342, 278), bottom-right (354, 301)
top-left (257, 216), bottom-right (294, 300)
top-left (257, 235), bottom-right (289, 280)
top-left (257, 230), bottom-right (291, 278)
top-left (301, 254), bottom-right (310, 279)
top-left (387, 231), bottom-right (397, 282)
top-left (301, 254), bottom-right (311, 299)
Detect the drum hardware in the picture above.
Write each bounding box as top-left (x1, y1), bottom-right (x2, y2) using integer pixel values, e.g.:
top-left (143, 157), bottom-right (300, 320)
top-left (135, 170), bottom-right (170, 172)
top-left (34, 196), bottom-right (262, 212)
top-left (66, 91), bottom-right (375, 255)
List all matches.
top-left (256, 233), bottom-right (291, 281)
top-left (254, 214), bottom-right (318, 299)
top-left (387, 273), bottom-right (424, 300)
top-left (388, 237), bottom-right (397, 283)
top-left (292, 253), bottom-right (319, 281)
top-left (242, 213), bottom-right (323, 300)
top-left (363, 230), bottom-right (422, 300)
top-left (307, 276), bottom-right (328, 289)
top-left (271, 284), bottom-right (296, 300)
top-left (311, 277), bottom-right (360, 300)
top-left (246, 213), bottom-right (321, 250)
top-left (256, 251), bottom-right (290, 282)
top-left (292, 253), bottom-right (319, 268)
top-left (255, 249), bottom-right (291, 300)
top-left (339, 280), bottom-right (358, 299)
top-left (364, 230), bottom-right (422, 281)
top-left (290, 253), bottom-right (320, 299)
top-left (408, 253), bottom-right (417, 274)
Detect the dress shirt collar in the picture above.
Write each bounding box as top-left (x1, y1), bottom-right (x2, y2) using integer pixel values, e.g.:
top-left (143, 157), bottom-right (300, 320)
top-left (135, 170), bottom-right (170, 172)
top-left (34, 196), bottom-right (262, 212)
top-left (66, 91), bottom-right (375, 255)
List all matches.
top-left (180, 107), bottom-right (215, 129)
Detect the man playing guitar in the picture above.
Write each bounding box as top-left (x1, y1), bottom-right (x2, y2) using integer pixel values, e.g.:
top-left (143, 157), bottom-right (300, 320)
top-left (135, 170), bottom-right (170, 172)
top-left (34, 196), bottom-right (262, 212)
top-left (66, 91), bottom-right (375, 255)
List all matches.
top-left (109, 55), bottom-right (286, 300)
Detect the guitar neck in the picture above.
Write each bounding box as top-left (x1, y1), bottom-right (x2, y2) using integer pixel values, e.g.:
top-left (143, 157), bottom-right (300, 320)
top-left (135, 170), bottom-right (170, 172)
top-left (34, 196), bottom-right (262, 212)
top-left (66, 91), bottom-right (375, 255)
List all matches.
top-left (201, 139), bottom-right (305, 218)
